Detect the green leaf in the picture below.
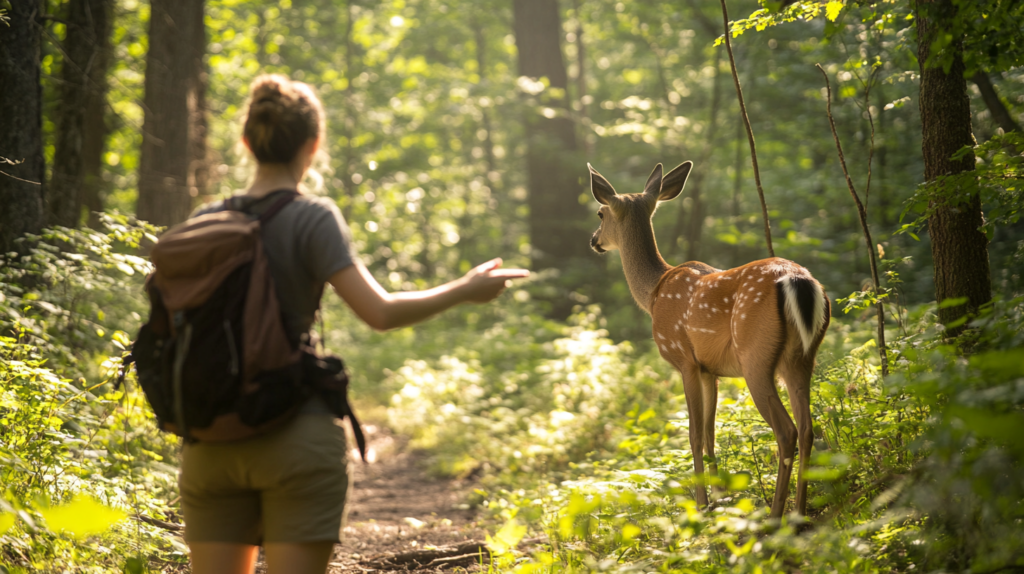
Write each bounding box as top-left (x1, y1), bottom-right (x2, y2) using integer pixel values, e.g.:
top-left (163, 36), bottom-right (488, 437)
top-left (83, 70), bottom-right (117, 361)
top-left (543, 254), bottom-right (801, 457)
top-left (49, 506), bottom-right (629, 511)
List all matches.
top-left (123, 557), bottom-right (146, 574)
top-left (0, 513), bottom-right (14, 534)
top-left (622, 523), bottom-right (641, 541)
top-left (486, 518), bottom-right (527, 555)
top-left (39, 496), bottom-right (127, 539)
top-left (826, 0), bottom-right (844, 22)
top-left (938, 297), bottom-right (969, 309)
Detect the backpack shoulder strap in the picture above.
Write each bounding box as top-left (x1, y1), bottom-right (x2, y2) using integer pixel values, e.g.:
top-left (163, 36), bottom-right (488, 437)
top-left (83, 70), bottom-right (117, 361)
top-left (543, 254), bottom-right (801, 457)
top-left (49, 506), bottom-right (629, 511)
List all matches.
top-left (257, 190), bottom-right (299, 224)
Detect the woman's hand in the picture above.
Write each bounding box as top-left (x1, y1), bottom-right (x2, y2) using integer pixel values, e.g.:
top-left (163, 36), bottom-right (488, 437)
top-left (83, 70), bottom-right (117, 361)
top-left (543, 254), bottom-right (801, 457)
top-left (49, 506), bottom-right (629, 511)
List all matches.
top-left (459, 258), bottom-right (530, 303)
top-left (330, 258), bottom-right (529, 331)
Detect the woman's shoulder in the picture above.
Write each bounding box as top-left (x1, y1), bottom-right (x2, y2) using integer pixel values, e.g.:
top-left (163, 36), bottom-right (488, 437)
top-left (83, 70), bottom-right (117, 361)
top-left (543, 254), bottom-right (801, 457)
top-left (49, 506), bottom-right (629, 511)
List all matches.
top-left (290, 194), bottom-right (344, 220)
top-left (189, 199), bottom-right (227, 219)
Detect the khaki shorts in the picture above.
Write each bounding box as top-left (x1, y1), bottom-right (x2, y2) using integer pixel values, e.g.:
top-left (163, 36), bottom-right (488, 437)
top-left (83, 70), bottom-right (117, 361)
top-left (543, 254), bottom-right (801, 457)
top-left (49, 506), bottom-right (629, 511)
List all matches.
top-left (179, 413), bottom-right (350, 545)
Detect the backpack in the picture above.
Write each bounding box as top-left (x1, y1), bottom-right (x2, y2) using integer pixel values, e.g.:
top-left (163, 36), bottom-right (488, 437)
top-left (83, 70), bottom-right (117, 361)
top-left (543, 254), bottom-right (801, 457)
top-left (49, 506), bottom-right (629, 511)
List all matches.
top-left (123, 190), bottom-right (365, 458)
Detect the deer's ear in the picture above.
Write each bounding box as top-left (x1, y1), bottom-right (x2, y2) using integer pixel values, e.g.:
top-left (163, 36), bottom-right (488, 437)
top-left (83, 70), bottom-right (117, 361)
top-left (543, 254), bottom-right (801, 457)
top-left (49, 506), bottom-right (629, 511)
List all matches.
top-left (659, 161), bottom-right (693, 202)
top-left (643, 163), bottom-right (664, 198)
top-left (589, 163), bottom-right (617, 205)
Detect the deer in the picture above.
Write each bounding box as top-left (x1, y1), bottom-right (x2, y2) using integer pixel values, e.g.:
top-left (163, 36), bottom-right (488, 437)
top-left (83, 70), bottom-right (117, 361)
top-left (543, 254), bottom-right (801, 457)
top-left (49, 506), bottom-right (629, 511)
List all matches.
top-left (588, 161), bottom-right (830, 518)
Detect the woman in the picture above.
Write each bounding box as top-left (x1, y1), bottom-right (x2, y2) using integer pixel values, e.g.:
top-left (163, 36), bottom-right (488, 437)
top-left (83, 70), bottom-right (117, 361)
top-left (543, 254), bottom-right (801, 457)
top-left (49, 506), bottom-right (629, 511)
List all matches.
top-left (179, 74), bottom-right (528, 574)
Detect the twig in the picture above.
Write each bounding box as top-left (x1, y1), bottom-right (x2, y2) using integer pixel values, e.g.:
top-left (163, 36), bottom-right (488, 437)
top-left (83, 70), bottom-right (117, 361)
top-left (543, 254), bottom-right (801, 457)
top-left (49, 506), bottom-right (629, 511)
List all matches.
top-left (719, 0), bottom-right (774, 257)
top-left (360, 537), bottom-right (546, 570)
top-left (133, 514), bottom-right (184, 532)
top-left (0, 158), bottom-right (41, 185)
top-left (0, 169), bottom-right (42, 185)
top-left (816, 64), bottom-right (889, 376)
top-left (862, 66), bottom-right (880, 211)
top-left (749, 434), bottom-right (769, 506)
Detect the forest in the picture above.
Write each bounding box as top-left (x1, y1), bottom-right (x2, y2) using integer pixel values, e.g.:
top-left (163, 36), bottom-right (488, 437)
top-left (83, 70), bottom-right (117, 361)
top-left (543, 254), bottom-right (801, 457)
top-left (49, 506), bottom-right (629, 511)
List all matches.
top-left (1, 0), bottom-right (1023, 572)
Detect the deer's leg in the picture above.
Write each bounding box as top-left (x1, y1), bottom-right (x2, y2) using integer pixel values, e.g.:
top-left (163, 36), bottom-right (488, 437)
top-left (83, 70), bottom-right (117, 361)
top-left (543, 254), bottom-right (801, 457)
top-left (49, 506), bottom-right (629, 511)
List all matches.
top-left (743, 364), bottom-right (797, 519)
top-left (700, 372), bottom-right (721, 494)
top-left (780, 357), bottom-right (815, 516)
top-left (680, 364), bottom-right (708, 509)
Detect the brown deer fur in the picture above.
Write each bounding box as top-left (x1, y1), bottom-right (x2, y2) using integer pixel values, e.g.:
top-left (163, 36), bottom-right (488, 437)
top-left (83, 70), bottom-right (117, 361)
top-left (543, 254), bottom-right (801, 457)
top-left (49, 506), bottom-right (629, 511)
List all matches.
top-left (589, 161), bottom-right (830, 518)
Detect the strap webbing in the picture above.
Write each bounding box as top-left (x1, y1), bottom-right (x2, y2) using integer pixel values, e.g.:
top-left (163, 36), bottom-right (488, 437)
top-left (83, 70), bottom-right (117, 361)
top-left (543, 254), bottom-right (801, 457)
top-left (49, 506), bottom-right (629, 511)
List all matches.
top-left (257, 190), bottom-right (298, 224)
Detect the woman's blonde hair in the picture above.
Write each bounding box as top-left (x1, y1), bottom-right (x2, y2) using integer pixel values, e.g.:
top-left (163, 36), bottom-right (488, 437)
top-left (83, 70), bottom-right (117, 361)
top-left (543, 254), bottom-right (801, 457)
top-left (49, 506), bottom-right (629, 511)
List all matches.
top-left (242, 74), bottom-right (325, 164)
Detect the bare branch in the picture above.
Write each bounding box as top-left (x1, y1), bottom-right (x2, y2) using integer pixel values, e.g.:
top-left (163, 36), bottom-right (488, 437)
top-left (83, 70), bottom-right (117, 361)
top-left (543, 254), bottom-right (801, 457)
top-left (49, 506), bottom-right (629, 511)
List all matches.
top-left (719, 0), bottom-right (774, 257)
top-left (816, 64), bottom-right (889, 376)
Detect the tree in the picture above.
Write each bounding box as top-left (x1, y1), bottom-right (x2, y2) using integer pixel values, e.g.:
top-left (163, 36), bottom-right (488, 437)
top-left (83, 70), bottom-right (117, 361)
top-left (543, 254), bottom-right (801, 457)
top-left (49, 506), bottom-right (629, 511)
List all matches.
top-left (49, 0), bottom-right (114, 228)
top-left (136, 0), bottom-right (206, 227)
top-left (0, 1), bottom-right (45, 254)
top-left (512, 0), bottom-right (592, 272)
top-left (915, 0), bottom-right (992, 333)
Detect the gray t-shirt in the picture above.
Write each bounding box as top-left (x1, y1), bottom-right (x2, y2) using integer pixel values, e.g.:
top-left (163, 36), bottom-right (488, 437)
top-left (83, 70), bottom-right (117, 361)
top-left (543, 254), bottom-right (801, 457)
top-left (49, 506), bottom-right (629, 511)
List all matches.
top-left (192, 191), bottom-right (357, 342)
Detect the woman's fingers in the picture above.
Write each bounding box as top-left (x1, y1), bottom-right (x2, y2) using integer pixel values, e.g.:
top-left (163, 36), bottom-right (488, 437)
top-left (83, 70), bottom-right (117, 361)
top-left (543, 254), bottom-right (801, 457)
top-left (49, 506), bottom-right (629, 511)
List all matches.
top-left (474, 258), bottom-right (503, 273)
top-left (485, 268), bottom-right (530, 279)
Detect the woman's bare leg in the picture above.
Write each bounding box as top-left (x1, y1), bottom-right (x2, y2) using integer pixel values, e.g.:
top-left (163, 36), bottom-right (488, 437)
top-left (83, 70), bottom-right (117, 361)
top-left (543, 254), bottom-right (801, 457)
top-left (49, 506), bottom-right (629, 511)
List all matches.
top-left (189, 543), bottom-right (259, 574)
top-left (265, 541), bottom-right (335, 574)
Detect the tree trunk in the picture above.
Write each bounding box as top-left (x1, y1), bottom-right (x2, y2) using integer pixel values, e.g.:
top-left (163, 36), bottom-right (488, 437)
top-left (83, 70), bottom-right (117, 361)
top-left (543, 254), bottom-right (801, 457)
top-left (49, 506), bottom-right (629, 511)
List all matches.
top-left (188, 0), bottom-right (209, 200)
top-left (971, 72), bottom-right (1021, 134)
top-left (137, 0), bottom-right (205, 227)
top-left (0, 0), bottom-right (46, 254)
top-left (916, 0), bottom-right (992, 333)
top-left (50, 0), bottom-right (114, 228)
top-left (513, 0), bottom-right (591, 272)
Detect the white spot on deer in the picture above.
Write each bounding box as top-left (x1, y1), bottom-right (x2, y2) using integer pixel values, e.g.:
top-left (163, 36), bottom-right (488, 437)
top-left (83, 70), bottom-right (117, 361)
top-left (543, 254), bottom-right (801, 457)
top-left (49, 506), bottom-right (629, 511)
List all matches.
top-left (659, 344), bottom-right (667, 352)
top-left (741, 313), bottom-right (747, 319)
top-left (724, 296), bottom-right (730, 303)
top-left (675, 293), bottom-right (681, 299)
top-left (657, 333), bottom-right (665, 340)
top-left (758, 277), bottom-right (764, 282)
top-left (748, 286), bottom-right (755, 292)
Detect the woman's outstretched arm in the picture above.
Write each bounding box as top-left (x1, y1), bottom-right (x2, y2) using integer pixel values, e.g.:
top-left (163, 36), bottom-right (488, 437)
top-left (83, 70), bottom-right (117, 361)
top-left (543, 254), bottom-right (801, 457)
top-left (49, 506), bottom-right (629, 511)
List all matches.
top-left (328, 258), bottom-right (529, 331)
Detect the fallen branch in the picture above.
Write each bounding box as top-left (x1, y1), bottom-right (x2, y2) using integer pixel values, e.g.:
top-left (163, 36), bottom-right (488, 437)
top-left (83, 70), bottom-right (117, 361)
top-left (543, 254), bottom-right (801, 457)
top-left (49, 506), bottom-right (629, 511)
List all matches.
top-left (133, 514), bottom-right (183, 532)
top-left (360, 537), bottom-right (546, 570)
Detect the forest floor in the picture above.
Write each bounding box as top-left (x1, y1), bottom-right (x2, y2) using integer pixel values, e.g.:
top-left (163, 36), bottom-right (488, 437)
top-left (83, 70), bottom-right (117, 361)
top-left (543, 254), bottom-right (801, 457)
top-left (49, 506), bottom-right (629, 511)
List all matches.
top-left (251, 423), bottom-right (489, 573)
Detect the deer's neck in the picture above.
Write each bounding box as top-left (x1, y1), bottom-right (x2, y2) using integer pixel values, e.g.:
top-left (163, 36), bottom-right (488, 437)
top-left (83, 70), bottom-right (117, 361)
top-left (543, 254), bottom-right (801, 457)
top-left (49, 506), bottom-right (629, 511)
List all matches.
top-left (619, 220), bottom-right (671, 315)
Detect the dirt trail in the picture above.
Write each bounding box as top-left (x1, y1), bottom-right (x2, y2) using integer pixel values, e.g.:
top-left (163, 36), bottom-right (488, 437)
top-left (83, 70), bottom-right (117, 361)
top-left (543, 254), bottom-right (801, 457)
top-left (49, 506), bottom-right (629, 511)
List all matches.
top-left (325, 425), bottom-right (487, 572)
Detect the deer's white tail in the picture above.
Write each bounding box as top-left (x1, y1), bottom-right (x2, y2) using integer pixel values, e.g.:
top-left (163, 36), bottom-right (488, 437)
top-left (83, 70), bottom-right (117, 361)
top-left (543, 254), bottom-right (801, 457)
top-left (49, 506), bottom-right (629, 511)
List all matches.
top-left (777, 275), bottom-right (826, 355)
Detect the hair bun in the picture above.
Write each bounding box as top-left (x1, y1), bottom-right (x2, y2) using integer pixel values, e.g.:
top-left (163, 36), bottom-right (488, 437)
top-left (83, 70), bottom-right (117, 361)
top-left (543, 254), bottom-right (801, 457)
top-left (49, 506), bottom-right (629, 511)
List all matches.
top-left (243, 74), bottom-right (324, 164)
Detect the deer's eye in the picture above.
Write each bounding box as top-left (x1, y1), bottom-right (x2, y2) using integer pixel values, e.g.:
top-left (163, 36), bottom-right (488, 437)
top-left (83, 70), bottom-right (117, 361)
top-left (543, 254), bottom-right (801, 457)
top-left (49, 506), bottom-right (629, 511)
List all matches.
top-left (598, 211), bottom-right (604, 219)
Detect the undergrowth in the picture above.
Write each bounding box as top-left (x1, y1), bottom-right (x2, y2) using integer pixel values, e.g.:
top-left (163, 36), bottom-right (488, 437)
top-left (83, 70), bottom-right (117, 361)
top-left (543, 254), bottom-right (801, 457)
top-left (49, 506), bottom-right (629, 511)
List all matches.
top-left (0, 217), bottom-right (185, 573)
top-left (2, 216), bottom-right (1022, 573)
top-left (364, 292), bottom-right (1024, 573)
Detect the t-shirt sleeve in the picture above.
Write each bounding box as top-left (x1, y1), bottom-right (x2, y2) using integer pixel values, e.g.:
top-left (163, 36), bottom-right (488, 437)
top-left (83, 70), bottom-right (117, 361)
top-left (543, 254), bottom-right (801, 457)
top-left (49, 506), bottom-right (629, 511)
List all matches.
top-left (301, 198), bottom-right (358, 284)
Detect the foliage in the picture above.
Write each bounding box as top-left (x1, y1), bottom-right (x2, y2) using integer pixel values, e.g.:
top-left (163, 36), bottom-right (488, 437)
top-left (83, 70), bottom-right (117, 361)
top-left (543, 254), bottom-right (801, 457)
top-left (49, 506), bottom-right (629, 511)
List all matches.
top-left (0, 220), bottom-right (184, 572)
top-left (11, 0), bottom-right (1024, 571)
top-left (374, 292), bottom-right (1024, 573)
top-left (0, 213), bottom-right (157, 376)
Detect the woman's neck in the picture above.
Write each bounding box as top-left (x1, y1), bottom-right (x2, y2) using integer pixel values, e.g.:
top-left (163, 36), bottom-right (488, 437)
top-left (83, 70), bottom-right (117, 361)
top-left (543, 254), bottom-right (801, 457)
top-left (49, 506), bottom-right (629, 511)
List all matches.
top-left (246, 163), bottom-right (301, 198)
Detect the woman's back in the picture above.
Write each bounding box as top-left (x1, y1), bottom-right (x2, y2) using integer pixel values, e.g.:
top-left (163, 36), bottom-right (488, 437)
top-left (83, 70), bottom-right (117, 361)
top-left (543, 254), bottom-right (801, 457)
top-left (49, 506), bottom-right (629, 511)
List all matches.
top-left (194, 192), bottom-right (356, 342)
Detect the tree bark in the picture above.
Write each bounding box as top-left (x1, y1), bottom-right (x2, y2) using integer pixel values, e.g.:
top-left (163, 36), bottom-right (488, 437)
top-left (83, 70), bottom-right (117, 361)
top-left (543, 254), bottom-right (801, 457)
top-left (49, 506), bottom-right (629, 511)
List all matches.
top-left (513, 0), bottom-right (591, 272)
top-left (915, 0), bottom-right (992, 333)
top-left (971, 71), bottom-right (1021, 134)
top-left (50, 0), bottom-right (114, 228)
top-left (137, 0), bottom-right (205, 227)
top-left (0, 0), bottom-right (46, 254)
top-left (188, 0), bottom-right (209, 200)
